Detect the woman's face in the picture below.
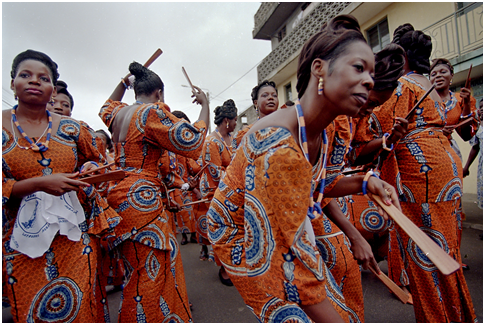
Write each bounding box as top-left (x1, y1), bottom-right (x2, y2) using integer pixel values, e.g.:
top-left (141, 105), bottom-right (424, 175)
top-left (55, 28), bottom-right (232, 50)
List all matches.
top-left (226, 116), bottom-right (238, 133)
top-left (11, 59), bottom-right (55, 106)
top-left (429, 64), bottom-right (453, 91)
top-left (255, 85), bottom-right (279, 117)
top-left (357, 88), bottom-right (394, 117)
top-left (322, 41), bottom-right (375, 117)
top-left (48, 93), bottom-right (72, 116)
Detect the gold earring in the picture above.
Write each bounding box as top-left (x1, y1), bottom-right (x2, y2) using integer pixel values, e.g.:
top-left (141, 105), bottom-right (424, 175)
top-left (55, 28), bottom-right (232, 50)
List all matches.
top-left (318, 77), bottom-right (324, 95)
top-left (14, 92), bottom-right (18, 101)
top-left (226, 122), bottom-right (229, 128)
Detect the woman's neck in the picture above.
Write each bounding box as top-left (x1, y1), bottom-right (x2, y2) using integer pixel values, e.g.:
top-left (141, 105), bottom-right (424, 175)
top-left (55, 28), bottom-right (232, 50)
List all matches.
top-left (15, 102), bottom-right (48, 123)
top-left (216, 125), bottom-right (230, 138)
top-left (436, 87), bottom-right (450, 101)
top-left (136, 94), bottom-right (158, 104)
top-left (299, 89), bottom-right (336, 141)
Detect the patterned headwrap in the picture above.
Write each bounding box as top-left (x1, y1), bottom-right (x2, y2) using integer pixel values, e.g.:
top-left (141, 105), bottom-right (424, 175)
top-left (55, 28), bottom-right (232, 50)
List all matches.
top-left (430, 58), bottom-right (454, 75)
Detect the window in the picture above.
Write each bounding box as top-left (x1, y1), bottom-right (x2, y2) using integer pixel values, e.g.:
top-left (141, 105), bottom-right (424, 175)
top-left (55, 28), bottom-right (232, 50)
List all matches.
top-left (285, 83), bottom-right (292, 102)
top-left (277, 26), bottom-right (287, 42)
top-left (241, 116), bottom-right (248, 124)
top-left (367, 19), bottom-right (390, 53)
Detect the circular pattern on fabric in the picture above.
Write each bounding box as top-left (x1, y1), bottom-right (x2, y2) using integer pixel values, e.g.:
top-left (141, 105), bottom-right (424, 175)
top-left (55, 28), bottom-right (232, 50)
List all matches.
top-left (197, 215), bottom-right (208, 235)
top-left (407, 227), bottom-right (449, 272)
top-left (244, 193), bottom-right (275, 277)
top-left (436, 177), bottom-right (462, 202)
top-left (127, 179), bottom-right (160, 212)
top-left (315, 238), bottom-right (337, 270)
top-left (133, 229), bottom-right (164, 249)
top-left (57, 119), bottom-right (80, 142)
top-left (360, 208), bottom-right (387, 233)
top-left (168, 122), bottom-right (204, 152)
top-left (163, 313), bottom-right (184, 322)
top-left (268, 304), bottom-right (311, 323)
top-left (27, 277), bottom-right (82, 323)
top-left (145, 250), bottom-right (161, 281)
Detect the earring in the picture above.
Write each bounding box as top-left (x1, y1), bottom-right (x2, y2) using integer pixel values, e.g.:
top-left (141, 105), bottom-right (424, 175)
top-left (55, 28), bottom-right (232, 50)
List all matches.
top-left (14, 92), bottom-right (18, 101)
top-left (50, 96), bottom-right (55, 105)
top-left (226, 122), bottom-right (229, 128)
top-left (318, 77), bottom-right (324, 95)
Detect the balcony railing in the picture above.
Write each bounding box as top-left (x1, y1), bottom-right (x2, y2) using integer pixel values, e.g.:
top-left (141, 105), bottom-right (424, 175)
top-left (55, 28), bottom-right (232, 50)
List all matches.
top-left (423, 2), bottom-right (483, 61)
top-left (256, 2), bottom-right (350, 83)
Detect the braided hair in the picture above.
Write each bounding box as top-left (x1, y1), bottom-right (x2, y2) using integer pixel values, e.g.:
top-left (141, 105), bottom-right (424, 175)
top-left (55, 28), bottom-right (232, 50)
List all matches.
top-left (392, 23), bottom-right (432, 74)
top-left (373, 43), bottom-right (406, 91)
top-left (128, 61), bottom-right (164, 97)
top-left (55, 80), bottom-right (74, 111)
top-left (11, 49), bottom-right (59, 85)
top-left (297, 14), bottom-right (367, 98)
top-left (214, 99), bottom-right (237, 126)
top-left (251, 80), bottom-right (277, 103)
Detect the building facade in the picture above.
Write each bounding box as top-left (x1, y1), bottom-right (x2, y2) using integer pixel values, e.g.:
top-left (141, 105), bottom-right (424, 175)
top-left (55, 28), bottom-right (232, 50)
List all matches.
top-left (237, 2), bottom-right (483, 195)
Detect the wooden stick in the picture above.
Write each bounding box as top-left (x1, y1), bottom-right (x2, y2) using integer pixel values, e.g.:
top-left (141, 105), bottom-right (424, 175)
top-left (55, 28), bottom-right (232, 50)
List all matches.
top-left (193, 163), bottom-right (210, 179)
top-left (341, 167), bottom-right (364, 175)
top-left (81, 170), bottom-right (125, 184)
top-left (124, 48), bottom-right (163, 79)
top-left (449, 116), bottom-right (474, 130)
top-left (370, 194), bottom-right (460, 275)
top-left (405, 84), bottom-right (436, 120)
top-left (465, 64), bottom-right (473, 89)
top-left (181, 198), bottom-right (210, 207)
top-left (182, 67), bottom-right (196, 92)
top-left (79, 162), bottom-right (115, 177)
top-left (370, 268), bottom-right (408, 304)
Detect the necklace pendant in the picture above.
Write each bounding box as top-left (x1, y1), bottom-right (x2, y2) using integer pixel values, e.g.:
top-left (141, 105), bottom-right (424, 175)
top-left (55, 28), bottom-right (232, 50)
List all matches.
top-left (38, 143), bottom-right (48, 152)
top-left (31, 144), bottom-right (40, 152)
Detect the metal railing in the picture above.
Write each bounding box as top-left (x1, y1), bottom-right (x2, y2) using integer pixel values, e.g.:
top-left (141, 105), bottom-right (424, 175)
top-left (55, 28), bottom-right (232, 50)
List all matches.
top-left (423, 2), bottom-right (483, 61)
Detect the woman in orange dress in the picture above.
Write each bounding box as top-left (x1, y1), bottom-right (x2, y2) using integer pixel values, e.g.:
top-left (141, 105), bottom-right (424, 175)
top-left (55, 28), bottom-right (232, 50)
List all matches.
top-left (3, 50), bottom-right (118, 322)
top-left (368, 24), bottom-right (476, 322)
top-left (429, 58), bottom-right (478, 255)
top-left (99, 61), bottom-right (209, 322)
top-left (207, 15), bottom-right (400, 322)
top-left (234, 80), bottom-right (279, 148)
top-left (196, 99), bottom-right (237, 284)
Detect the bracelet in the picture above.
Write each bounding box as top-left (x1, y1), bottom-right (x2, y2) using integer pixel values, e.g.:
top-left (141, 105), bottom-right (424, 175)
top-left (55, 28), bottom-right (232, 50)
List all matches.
top-left (362, 170), bottom-right (378, 195)
top-left (121, 78), bottom-right (129, 90)
top-left (80, 161), bottom-right (99, 173)
top-left (382, 133), bottom-right (394, 151)
top-left (460, 112), bottom-right (473, 119)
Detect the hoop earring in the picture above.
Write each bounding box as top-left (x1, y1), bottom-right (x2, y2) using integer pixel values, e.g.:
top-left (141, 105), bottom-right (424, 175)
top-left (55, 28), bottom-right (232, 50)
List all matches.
top-left (318, 77), bottom-right (324, 95)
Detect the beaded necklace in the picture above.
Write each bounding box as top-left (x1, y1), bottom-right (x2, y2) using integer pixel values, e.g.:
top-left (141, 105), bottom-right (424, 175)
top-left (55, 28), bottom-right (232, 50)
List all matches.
top-left (215, 128), bottom-right (233, 154)
top-left (10, 105), bottom-right (52, 152)
top-left (295, 99), bottom-right (328, 219)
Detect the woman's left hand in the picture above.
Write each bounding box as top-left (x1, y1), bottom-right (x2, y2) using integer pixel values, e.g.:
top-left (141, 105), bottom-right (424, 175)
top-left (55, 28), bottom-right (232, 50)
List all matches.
top-left (79, 161), bottom-right (99, 174)
top-left (366, 177), bottom-right (401, 215)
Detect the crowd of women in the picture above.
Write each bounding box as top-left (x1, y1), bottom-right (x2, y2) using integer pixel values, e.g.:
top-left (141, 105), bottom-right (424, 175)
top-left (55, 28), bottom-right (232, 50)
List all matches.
top-left (2, 14), bottom-right (481, 323)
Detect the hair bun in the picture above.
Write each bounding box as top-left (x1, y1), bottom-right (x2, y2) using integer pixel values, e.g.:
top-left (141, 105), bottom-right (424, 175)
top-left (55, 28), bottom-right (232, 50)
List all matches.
top-left (325, 14), bottom-right (361, 34)
top-left (374, 44), bottom-right (405, 91)
top-left (128, 61), bottom-right (147, 79)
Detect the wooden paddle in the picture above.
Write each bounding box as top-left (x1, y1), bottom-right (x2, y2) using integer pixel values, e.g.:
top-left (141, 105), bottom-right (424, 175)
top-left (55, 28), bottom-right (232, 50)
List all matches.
top-left (370, 268), bottom-right (408, 304)
top-left (182, 66), bottom-right (196, 92)
top-left (81, 170), bottom-right (125, 184)
top-left (79, 162), bottom-right (115, 177)
top-left (449, 116), bottom-right (475, 131)
top-left (180, 198), bottom-right (211, 207)
top-left (124, 48), bottom-right (163, 79)
top-left (405, 84), bottom-right (436, 120)
top-left (370, 194), bottom-right (460, 275)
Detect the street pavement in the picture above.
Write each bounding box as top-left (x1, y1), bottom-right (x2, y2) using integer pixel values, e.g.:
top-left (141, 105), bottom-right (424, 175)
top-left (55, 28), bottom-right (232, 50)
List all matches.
top-left (2, 194), bottom-right (482, 322)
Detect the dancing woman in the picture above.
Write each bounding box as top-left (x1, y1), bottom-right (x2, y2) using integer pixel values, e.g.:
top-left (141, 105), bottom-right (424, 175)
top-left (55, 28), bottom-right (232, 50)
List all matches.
top-left (207, 15), bottom-right (400, 322)
top-left (99, 61), bottom-right (209, 322)
top-left (3, 50), bottom-right (118, 322)
top-left (367, 24), bottom-right (476, 322)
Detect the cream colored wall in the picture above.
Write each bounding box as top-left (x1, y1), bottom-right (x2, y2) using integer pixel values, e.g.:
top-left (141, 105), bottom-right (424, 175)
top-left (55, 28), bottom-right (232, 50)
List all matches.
top-left (455, 134), bottom-right (480, 195)
top-left (360, 2), bottom-right (456, 37)
top-left (277, 75), bottom-right (298, 105)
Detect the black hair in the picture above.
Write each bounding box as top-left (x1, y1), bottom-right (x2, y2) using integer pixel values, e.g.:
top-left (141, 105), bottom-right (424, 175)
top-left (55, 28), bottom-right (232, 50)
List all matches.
top-left (392, 23), bottom-right (432, 74)
top-left (297, 15), bottom-right (367, 98)
top-left (10, 49), bottom-right (59, 85)
top-left (55, 80), bottom-right (74, 111)
top-left (128, 61), bottom-right (164, 97)
top-left (373, 43), bottom-right (406, 91)
top-left (96, 129), bottom-right (113, 151)
top-left (430, 58), bottom-right (454, 75)
top-left (251, 80), bottom-right (277, 103)
top-left (214, 99), bottom-right (237, 126)
top-left (172, 110), bottom-right (191, 123)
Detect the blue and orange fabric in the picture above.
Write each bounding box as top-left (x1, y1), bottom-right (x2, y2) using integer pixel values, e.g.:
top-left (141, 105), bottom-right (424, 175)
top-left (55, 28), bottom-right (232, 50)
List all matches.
top-left (2, 117), bottom-right (119, 322)
top-left (196, 132), bottom-right (234, 245)
top-left (99, 99), bottom-right (206, 322)
top-left (366, 76), bottom-right (476, 322)
top-left (207, 126), bottom-right (353, 322)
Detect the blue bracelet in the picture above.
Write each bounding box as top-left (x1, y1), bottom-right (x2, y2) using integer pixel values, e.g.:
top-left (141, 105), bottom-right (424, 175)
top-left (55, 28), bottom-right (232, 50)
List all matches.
top-left (460, 112), bottom-right (473, 119)
top-left (362, 170), bottom-right (378, 195)
top-left (80, 161), bottom-right (99, 173)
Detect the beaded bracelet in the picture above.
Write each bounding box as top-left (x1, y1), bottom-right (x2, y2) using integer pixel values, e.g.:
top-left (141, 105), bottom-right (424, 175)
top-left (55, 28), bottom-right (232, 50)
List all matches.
top-left (362, 170), bottom-right (378, 195)
top-left (460, 112), bottom-right (473, 119)
top-left (382, 133), bottom-right (394, 151)
top-left (80, 161), bottom-right (99, 173)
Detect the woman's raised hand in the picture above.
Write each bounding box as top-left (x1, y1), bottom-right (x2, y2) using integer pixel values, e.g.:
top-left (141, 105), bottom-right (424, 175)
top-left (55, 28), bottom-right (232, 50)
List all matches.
top-left (191, 85), bottom-right (209, 106)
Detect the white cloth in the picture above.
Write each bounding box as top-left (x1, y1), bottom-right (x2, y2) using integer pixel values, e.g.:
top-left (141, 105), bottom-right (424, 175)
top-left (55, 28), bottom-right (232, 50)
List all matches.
top-left (10, 191), bottom-right (85, 258)
top-left (304, 216), bottom-right (316, 246)
top-left (181, 183), bottom-right (190, 191)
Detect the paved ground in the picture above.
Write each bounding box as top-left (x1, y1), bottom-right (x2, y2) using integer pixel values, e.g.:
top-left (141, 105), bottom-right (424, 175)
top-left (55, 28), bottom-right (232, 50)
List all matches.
top-left (3, 193), bottom-right (482, 322)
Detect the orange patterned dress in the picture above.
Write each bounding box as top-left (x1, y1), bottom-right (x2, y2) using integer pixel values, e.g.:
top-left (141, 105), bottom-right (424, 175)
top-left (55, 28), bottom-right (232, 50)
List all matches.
top-left (196, 132), bottom-right (234, 245)
top-left (99, 100), bottom-right (206, 322)
top-left (2, 116), bottom-right (119, 322)
top-left (173, 154), bottom-right (197, 234)
top-left (369, 76), bottom-right (476, 322)
top-left (207, 126), bottom-right (350, 322)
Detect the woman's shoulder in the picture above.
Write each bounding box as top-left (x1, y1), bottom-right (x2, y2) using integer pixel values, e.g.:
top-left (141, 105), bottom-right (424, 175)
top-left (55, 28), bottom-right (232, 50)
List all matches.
top-left (241, 126), bottom-right (298, 158)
